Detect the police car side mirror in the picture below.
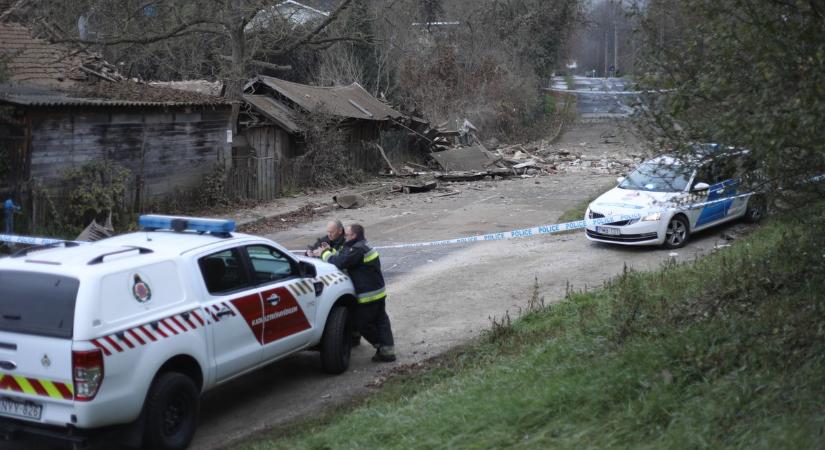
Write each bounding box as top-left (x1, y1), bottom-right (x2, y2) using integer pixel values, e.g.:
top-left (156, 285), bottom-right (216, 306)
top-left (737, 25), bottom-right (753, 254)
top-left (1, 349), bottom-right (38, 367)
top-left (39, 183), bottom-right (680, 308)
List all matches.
top-left (692, 182), bottom-right (710, 192)
top-left (616, 176), bottom-right (625, 184)
top-left (299, 261), bottom-right (317, 279)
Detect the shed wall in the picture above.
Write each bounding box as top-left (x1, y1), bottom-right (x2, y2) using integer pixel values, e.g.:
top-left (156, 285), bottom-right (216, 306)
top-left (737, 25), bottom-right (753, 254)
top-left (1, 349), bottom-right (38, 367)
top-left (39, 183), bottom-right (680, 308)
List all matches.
top-left (28, 107), bottom-right (232, 200)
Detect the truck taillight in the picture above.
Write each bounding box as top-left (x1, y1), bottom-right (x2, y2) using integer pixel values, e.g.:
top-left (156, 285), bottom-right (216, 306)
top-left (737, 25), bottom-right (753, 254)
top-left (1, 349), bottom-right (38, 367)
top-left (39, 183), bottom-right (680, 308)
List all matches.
top-left (72, 349), bottom-right (104, 401)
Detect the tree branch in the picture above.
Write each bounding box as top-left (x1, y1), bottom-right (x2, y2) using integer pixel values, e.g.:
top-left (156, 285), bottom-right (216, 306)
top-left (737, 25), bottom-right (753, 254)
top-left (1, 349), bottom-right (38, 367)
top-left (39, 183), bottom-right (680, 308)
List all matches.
top-left (218, 54), bottom-right (292, 71)
top-left (272, 0), bottom-right (356, 56)
top-left (52, 19), bottom-right (224, 46)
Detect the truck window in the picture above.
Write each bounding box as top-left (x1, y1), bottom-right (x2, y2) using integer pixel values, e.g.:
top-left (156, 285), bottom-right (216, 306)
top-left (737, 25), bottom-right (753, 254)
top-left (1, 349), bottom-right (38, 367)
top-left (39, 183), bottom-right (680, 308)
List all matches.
top-left (245, 245), bottom-right (297, 284)
top-left (199, 248), bottom-right (249, 295)
top-left (0, 271), bottom-right (79, 339)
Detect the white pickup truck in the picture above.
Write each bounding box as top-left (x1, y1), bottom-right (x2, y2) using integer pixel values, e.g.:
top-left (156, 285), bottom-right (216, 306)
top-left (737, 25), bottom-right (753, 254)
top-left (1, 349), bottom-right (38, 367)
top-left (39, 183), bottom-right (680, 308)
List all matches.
top-left (0, 215), bottom-right (357, 449)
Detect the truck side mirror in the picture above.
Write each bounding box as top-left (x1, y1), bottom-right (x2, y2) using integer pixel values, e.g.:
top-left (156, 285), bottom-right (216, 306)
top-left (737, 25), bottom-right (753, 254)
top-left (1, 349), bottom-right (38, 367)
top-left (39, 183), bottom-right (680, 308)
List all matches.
top-left (299, 261), bottom-right (317, 278)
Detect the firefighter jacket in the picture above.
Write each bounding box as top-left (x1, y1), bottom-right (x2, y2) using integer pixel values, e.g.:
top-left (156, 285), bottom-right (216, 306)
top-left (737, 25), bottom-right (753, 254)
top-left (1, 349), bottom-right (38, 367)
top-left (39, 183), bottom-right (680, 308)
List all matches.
top-left (308, 233), bottom-right (345, 253)
top-left (322, 239), bottom-right (386, 304)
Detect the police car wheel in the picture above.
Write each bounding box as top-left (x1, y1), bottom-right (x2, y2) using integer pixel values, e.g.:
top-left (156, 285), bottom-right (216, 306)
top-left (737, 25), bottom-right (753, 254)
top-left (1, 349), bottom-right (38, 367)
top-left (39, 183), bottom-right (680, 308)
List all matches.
top-left (321, 305), bottom-right (351, 374)
top-left (143, 372), bottom-right (200, 450)
top-left (663, 215), bottom-right (690, 249)
top-left (744, 195), bottom-right (766, 223)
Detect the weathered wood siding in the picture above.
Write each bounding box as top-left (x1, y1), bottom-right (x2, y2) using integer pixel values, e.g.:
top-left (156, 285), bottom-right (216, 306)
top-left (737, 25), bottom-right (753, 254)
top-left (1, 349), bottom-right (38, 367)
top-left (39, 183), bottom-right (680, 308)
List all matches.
top-left (235, 122), bottom-right (426, 200)
top-left (28, 107), bottom-right (232, 199)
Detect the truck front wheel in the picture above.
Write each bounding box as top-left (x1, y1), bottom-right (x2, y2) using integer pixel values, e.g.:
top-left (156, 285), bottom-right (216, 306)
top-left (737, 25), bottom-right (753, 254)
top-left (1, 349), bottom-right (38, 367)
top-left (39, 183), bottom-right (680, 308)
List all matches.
top-left (142, 372), bottom-right (200, 450)
top-left (320, 305), bottom-right (352, 374)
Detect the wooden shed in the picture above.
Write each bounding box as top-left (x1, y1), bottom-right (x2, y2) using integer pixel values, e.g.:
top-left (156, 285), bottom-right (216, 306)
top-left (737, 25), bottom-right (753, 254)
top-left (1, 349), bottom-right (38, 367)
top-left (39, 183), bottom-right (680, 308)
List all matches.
top-left (236, 76), bottom-right (426, 200)
top-left (0, 21), bottom-right (233, 229)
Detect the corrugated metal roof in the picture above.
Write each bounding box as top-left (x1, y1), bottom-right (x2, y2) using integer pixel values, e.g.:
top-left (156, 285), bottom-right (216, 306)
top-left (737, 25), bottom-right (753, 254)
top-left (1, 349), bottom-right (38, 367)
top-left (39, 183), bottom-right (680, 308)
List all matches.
top-left (256, 76), bottom-right (402, 121)
top-left (0, 83), bottom-right (231, 108)
top-left (243, 94), bottom-right (302, 133)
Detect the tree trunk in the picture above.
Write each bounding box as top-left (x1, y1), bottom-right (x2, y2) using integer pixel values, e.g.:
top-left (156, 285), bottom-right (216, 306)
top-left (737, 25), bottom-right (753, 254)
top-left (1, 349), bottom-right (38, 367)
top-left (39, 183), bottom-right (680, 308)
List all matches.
top-left (224, 24), bottom-right (246, 135)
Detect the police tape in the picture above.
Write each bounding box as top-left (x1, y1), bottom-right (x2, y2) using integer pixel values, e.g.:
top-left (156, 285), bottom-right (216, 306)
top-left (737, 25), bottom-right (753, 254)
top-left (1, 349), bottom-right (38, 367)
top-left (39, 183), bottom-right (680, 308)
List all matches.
top-left (0, 233), bottom-right (69, 246)
top-left (372, 191), bottom-right (757, 250)
top-left (0, 191), bottom-right (758, 252)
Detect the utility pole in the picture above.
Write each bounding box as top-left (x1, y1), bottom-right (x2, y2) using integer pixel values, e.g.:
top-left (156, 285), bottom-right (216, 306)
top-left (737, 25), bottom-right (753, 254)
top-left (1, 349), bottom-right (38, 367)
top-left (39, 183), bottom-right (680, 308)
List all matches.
top-left (604, 29), bottom-right (608, 78)
top-left (614, 20), bottom-right (618, 76)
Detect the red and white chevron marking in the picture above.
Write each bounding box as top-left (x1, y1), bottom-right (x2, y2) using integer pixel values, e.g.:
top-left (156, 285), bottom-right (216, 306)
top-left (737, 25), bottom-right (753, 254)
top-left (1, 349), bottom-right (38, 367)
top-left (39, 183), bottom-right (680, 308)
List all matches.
top-left (317, 272), bottom-right (350, 287)
top-left (285, 279), bottom-right (315, 297)
top-left (205, 301), bottom-right (237, 322)
top-left (90, 309), bottom-right (207, 356)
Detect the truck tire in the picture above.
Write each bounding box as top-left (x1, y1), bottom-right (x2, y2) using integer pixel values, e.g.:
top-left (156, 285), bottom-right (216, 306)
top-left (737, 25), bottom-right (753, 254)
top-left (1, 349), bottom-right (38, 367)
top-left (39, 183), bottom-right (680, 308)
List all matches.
top-left (320, 305), bottom-right (351, 374)
top-left (142, 372), bottom-right (200, 450)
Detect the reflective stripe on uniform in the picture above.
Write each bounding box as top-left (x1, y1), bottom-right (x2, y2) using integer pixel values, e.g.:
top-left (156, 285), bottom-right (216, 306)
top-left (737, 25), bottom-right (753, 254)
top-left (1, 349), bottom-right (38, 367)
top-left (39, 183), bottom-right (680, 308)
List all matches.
top-left (363, 249), bottom-right (379, 263)
top-left (357, 287), bottom-right (386, 303)
top-left (321, 249), bottom-right (334, 261)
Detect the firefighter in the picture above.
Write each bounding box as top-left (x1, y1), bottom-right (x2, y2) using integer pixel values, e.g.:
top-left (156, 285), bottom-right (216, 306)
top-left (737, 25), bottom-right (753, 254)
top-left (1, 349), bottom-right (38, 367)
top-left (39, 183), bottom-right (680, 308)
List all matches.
top-left (306, 220), bottom-right (346, 257)
top-left (321, 223), bottom-right (396, 362)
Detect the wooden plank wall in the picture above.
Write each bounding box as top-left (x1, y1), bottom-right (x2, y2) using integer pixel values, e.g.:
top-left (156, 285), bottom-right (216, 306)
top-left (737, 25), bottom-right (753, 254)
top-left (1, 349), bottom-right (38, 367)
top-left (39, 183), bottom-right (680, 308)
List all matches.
top-left (28, 107), bottom-right (232, 205)
top-left (236, 122), bottom-right (428, 200)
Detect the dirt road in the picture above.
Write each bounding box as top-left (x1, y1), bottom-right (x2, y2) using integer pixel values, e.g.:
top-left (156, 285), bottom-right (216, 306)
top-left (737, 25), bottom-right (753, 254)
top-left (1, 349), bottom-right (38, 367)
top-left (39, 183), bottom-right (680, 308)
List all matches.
top-left (188, 118), bottom-right (748, 449)
top-left (2, 118), bottom-right (749, 450)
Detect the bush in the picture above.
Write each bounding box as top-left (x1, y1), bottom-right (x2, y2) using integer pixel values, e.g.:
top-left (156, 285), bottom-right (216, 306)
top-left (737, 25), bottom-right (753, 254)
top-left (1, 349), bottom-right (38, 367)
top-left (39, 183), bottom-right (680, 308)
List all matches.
top-left (61, 160), bottom-right (131, 229)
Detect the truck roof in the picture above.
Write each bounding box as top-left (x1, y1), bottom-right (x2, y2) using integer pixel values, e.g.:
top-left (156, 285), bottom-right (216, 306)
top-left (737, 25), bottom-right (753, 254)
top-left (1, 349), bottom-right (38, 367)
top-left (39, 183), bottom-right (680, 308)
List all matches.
top-left (0, 230), bottom-right (263, 277)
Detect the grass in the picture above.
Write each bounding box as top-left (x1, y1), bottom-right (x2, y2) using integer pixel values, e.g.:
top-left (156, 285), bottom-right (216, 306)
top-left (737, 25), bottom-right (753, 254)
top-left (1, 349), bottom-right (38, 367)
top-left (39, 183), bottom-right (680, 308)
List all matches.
top-left (236, 206), bottom-right (825, 450)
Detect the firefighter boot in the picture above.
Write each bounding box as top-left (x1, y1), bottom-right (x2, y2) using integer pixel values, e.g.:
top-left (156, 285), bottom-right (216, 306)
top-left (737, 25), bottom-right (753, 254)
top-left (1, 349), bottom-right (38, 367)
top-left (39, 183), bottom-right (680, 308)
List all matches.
top-left (372, 346), bottom-right (396, 363)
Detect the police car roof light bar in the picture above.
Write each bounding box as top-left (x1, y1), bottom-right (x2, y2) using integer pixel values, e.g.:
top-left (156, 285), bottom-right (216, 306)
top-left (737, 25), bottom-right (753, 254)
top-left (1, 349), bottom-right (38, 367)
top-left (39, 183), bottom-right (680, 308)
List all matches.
top-left (138, 215), bottom-right (236, 237)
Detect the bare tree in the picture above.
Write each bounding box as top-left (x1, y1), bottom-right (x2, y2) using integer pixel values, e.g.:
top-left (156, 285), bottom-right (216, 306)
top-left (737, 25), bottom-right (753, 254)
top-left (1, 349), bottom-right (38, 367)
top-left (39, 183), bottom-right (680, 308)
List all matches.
top-left (27, 0), bottom-right (368, 126)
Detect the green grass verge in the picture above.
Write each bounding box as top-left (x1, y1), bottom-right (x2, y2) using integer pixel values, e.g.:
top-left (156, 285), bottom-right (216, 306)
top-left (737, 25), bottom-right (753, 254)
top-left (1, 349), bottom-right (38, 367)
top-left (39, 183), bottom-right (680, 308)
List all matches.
top-left (237, 207), bottom-right (825, 450)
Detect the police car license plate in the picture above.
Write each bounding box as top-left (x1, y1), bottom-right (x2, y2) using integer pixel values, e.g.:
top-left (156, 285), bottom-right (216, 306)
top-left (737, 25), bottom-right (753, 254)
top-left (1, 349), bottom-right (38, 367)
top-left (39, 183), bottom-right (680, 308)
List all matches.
top-left (0, 397), bottom-right (42, 420)
top-left (596, 226), bottom-right (620, 236)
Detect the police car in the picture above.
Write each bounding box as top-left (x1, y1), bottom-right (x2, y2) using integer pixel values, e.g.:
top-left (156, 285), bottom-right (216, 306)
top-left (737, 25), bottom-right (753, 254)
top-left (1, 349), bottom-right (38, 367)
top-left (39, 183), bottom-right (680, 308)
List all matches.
top-left (585, 151), bottom-right (765, 249)
top-left (0, 216), bottom-right (357, 449)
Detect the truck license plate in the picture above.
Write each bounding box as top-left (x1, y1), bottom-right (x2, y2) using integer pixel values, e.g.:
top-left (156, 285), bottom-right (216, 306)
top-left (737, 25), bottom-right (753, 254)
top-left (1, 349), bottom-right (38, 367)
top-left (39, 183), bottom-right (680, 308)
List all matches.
top-left (596, 226), bottom-right (620, 236)
top-left (0, 397), bottom-right (42, 420)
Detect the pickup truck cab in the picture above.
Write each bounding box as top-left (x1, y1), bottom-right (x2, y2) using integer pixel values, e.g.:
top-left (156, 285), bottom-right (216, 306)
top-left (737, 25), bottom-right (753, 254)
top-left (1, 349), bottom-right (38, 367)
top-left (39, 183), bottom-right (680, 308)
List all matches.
top-left (0, 215), bottom-right (357, 449)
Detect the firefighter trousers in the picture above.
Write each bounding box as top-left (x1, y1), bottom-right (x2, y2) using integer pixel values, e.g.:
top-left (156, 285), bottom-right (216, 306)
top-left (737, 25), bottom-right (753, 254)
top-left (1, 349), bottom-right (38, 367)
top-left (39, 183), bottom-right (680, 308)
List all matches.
top-left (354, 298), bottom-right (394, 349)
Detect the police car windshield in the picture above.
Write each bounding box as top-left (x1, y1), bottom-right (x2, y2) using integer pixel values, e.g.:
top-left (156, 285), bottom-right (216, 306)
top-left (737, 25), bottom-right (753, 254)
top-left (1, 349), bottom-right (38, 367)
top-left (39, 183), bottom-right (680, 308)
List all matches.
top-left (619, 161), bottom-right (692, 193)
top-left (0, 271), bottom-right (78, 339)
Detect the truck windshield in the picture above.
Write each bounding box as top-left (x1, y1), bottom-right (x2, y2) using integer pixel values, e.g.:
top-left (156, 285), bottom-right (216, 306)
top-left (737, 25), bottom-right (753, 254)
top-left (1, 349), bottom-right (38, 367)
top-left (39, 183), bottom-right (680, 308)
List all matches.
top-left (0, 271), bottom-right (79, 338)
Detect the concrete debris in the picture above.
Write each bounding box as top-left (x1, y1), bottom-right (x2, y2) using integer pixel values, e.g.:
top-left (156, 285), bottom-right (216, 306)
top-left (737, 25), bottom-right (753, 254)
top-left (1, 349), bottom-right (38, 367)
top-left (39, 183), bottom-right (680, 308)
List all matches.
top-left (333, 194), bottom-right (367, 209)
top-left (76, 215), bottom-right (114, 241)
top-left (402, 180), bottom-right (437, 194)
top-left (430, 145), bottom-right (497, 172)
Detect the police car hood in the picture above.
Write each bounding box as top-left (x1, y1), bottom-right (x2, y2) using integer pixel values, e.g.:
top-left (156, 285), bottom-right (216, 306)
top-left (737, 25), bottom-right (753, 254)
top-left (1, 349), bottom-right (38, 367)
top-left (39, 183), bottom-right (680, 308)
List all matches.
top-left (589, 187), bottom-right (684, 216)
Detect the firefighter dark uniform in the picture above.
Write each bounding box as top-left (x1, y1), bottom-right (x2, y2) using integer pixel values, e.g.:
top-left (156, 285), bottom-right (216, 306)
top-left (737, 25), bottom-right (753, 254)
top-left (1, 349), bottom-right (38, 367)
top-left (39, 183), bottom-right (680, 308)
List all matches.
top-left (306, 233), bottom-right (345, 256)
top-left (323, 239), bottom-right (396, 362)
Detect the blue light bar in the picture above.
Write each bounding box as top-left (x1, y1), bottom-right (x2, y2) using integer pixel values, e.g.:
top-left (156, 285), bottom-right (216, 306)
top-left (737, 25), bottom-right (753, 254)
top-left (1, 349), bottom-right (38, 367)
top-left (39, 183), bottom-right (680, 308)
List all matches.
top-left (138, 215), bottom-right (236, 235)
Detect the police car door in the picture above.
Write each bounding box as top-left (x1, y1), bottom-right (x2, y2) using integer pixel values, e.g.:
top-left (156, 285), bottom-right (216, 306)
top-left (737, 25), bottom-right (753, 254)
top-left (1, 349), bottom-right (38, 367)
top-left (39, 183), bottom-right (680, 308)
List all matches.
top-left (243, 244), bottom-right (316, 362)
top-left (198, 247), bottom-right (264, 382)
top-left (694, 160), bottom-right (738, 228)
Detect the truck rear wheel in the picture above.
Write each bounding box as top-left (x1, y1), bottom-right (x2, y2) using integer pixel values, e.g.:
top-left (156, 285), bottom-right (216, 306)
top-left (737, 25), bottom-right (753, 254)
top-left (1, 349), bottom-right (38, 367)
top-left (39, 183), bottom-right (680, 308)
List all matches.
top-left (142, 372), bottom-right (199, 450)
top-left (320, 305), bottom-right (351, 374)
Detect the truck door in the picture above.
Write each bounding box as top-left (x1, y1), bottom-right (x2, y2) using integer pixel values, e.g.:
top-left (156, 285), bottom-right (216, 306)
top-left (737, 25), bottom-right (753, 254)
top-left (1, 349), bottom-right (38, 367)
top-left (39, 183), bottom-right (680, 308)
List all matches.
top-left (198, 248), bottom-right (263, 382)
top-left (243, 245), bottom-right (315, 362)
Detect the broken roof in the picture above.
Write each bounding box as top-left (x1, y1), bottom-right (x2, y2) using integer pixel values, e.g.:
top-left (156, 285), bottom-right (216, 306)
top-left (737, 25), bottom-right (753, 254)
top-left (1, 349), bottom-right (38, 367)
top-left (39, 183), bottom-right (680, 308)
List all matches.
top-left (243, 94), bottom-right (301, 133)
top-left (0, 22), bottom-right (228, 107)
top-left (0, 21), bottom-right (89, 88)
top-left (252, 75), bottom-right (402, 122)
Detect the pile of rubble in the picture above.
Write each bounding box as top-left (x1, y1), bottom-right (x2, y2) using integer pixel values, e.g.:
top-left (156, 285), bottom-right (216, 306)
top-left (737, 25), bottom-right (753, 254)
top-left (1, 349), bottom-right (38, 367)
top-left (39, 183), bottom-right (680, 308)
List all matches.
top-left (375, 117), bottom-right (644, 196)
